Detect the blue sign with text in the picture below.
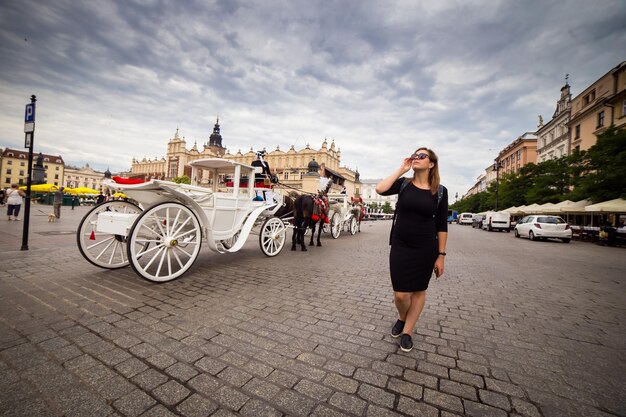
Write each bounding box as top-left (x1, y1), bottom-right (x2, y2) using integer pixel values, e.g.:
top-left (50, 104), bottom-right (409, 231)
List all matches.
top-left (25, 103), bottom-right (35, 123)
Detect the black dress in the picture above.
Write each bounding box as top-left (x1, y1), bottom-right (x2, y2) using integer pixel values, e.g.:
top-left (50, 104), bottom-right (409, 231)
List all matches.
top-left (381, 179), bottom-right (448, 292)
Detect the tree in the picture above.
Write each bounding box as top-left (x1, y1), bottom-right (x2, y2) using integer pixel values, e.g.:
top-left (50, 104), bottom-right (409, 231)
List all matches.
top-left (173, 175), bottom-right (191, 184)
top-left (577, 127), bottom-right (626, 202)
top-left (381, 201), bottom-right (393, 214)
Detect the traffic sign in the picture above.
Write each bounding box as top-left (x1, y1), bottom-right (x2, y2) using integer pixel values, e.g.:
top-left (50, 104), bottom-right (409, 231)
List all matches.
top-left (25, 103), bottom-right (35, 123)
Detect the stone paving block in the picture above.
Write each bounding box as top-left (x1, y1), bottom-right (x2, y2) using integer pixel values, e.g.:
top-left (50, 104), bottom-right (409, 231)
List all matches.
top-left (312, 404), bottom-right (351, 417)
top-left (187, 373), bottom-right (221, 396)
top-left (294, 378), bottom-right (333, 401)
top-left (116, 357), bottom-right (149, 378)
top-left (74, 362), bottom-right (118, 385)
top-left (440, 379), bottom-right (478, 400)
top-left (165, 361), bottom-right (198, 382)
top-left (54, 386), bottom-right (114, 417)
top-left (146, 352), bottom-right (177, 370)
top-left (151, 379), bottom-right (191, 406)
top-left (354, 368), bottom-right (388, 388)
top-left (195, 356), bottom-right (227, 375)
top-left (396, 396), bottom-right (439, 417)
top-left (113, 389), bottom-right (157, 417)
top-left (93, 374), bottom-right (137, 401)
top-left (267, 369), bottom-right (300, 388)
top-left (423, 388), bottom-right (464, 413)
top-left (479, 388), bottom-right (511, 411)
top-left (387, 377), bottom-right (423, 400)
top-left (371, 360), bottom-right (403, 377)
top-left (210, 385), bottom-right (249, 411)
top-left (386, 353), bottom-right (417, 369)
top-left (358, 383), bottom-right (396, 408)
top-left (97, 347), bottom-right (133, 366)
top-left (131, 369), bottom-right (169, 391)
top-left (457, 359), bottom-right (490, 377)
top-left (417, 360), bottom-right (449, 379)
top-left (449, 369), bottom-right (485, 388)
top-left (323, 359), bottom-right (355, 377)
top-left (463, 399), bottom-right (508, 417)
top-left (175, 393), bottom-right (219, 417)
top-left (219, 350), bottom-right (249, 367)
top-left (241, 359), bottom-right (274, 377)
top-left (484, 376), bottom-right (526, 397)
top-left (140, 404), bottom-right (179, 417)
top-left (328, 392), bottom-right (368, 416)
top-left (323, 372), bottom-right (359, 393)
top-left (242, 377), bottom-right (282, 401)
top-left (129, 343), bottom-right (159, 359)
top-left (37, 336), bottom-right (70, 351)
top-left (239, 398), bottom-right (282, 417)
top-left (217, 366), bottom-right (253, 387)
top-left (51, 344), bottom-right (83, 363)
top-left (113, 335), bottom-right (143, 349)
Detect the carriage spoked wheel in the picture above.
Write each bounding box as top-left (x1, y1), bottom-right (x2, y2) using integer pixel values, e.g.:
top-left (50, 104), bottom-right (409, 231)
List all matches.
top-left (349, 217), bottom-right (358, 235)
top-left (127, 202), bottom-right (202, 282)
top-left (259, 217), bottom-right (286, 257)
top-left (77, 201), bottom-right (141, 269)
top-left (330, 212), bottom-right (341, 239)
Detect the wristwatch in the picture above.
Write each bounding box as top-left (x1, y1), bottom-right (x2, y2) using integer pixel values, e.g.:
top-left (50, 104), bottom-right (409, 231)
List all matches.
top-left (438, 252), bottom-right (446, 256)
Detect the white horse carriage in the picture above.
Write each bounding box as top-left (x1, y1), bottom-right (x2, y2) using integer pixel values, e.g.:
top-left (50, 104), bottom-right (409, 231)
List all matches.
top-left (77, 158), bottom-right (287, 282)
top-left (325, 193), bottom-right (362, 238)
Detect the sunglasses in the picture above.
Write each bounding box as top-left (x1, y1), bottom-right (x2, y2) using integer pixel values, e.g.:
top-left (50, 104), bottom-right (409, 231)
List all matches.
top-left (410, 152), bottom-right (429, 160)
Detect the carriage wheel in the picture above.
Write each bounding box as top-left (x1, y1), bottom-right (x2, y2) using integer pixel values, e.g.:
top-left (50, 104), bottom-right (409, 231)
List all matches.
top-left (349, 217), bottom-right (358, 235)
top-left (260, 217), bottom-right (286, 257)
top-left (127, 202), bottom-right (202, 282)
top-left (330, 212), bottom-right (341, 239)
top-left (77, 201), bottom-right (141, 269)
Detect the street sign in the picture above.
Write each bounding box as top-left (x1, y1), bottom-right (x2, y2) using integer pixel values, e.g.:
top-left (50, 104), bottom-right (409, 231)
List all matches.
top-left (25, 132), bottom-right (32, 147)
top-left (25, 103), bottom-right (35, 122)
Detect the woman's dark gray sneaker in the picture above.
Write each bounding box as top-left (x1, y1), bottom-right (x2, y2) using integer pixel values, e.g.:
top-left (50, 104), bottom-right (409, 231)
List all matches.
top-left (400, 334), bottom-right (413, 352)
top-left (391, 319), bottom-right (405, 338)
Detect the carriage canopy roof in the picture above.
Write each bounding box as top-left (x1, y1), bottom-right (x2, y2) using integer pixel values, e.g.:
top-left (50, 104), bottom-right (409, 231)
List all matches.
top-left (189, 158), bottom-right (256, 172)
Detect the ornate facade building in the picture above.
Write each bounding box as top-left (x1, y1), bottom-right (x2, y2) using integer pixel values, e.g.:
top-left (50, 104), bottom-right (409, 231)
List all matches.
top-left (1, 148), bottom-right (65, 187)
top-left (537, 81), bottom-right (571, 163)
top-left (64, 163), bottom-right (106, 190)
top-left (130, 119), bottom-right (361, 195)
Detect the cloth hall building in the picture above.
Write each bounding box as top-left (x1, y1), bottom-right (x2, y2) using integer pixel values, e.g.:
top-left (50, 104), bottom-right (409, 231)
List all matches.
top-left (130, 120), bottom-right (361, 195)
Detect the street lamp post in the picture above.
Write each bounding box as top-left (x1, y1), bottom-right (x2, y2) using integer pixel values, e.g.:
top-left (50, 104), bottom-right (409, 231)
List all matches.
top-left (493, 160), bottom-right (503, 211)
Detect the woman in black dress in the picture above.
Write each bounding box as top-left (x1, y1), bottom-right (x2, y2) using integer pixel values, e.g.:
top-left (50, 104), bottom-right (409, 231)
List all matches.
top-left (376, 147), bottom-right (448, 352)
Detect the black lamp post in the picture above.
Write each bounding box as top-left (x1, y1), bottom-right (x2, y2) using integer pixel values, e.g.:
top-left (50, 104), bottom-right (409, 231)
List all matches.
top-left (493, 160), bottom-right (503, 211)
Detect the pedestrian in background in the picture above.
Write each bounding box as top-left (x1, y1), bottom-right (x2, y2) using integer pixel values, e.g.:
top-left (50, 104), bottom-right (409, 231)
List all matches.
top-left (5, 184), bottom-right (25, 221)
top-left (375, 147), bottom-right (448, 352)
top-left (71, 195), bottom-right (78, 210)
top-left (96, 192), bottom-right (105, 205)
top-left (53, 187), bottom-right (64, 219)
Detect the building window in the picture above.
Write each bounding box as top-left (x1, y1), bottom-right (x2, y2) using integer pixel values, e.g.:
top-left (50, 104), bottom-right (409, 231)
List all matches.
top-left (20, 170), bottom-right (24, 176)
top-left (56, 166), bottom-right (59, 170)
top-left (575, 124), bottom-right (580, 138)
top-left (7, 160), bottom-right (11, 165)
top-left (55, 174), bottom-right (59, 179)
top-left (597, 111), bottom-right (605, 128)
top-left (622, 100), bottom-right (626, 117)
top-left (6, 169), bottom-right (11, 174)
top-left (284, 172), bottom-right (289, 180)
top-left (5, 178), bottom-right (10, 184)
top-left (20, 161), bottom-right (24, 166)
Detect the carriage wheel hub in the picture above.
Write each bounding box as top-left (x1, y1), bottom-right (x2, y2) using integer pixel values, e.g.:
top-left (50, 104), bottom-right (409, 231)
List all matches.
top-left (169, 239), bottom-right (178, 247)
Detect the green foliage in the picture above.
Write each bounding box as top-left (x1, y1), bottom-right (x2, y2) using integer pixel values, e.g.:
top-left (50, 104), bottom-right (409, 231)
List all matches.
top-left (172, 175), bottom-right (191, 184)
top-left (577, 127), bottom-right (626, 202)
top-left (381, 201), bottom-right (393, 214)
top-left (453, 127), bottom-right (625, 210)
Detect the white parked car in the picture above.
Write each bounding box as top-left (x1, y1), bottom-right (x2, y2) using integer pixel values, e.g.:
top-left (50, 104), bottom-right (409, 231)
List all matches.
top-left (482, 211), bottom-right (511, 232)
top-left (458, 212), bottom-right (474, 225)
top-left (514, 215), bottom-right (572, 243)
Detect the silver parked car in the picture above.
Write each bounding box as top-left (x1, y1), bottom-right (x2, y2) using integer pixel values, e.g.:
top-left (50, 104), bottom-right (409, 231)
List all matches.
top-left (514, 215), bottom-right (572, 243)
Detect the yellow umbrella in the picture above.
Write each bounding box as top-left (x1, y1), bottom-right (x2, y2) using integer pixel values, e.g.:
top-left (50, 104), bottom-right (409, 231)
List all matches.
top-left (72, 187), bottom-right (100, 195)
top-left (112, 192), bottom-right (127, 198)
top-left (19, 183), bottom-right (59, 192)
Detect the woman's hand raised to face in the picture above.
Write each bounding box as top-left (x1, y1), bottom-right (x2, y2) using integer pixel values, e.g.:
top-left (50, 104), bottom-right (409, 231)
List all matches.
top-left (400, 157), bottom-right (413, 174)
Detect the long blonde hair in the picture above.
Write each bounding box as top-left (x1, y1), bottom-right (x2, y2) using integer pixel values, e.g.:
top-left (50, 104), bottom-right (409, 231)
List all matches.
top-left (412, 147), bottom-right (440, 195)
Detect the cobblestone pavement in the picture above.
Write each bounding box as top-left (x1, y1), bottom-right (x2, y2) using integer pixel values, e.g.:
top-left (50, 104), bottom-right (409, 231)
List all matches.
top-left (0, 208), bottom-right (625, 417)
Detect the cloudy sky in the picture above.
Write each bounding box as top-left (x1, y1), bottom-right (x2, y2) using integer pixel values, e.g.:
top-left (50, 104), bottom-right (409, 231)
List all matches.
top-left (1, 0), bottom-right (624, 198)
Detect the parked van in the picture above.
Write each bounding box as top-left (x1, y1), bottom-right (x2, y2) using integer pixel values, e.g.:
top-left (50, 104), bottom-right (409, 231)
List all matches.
top-left (482, 211), bottom-right (511, 232)
top-left (458, 212), bottom-right (474, 225)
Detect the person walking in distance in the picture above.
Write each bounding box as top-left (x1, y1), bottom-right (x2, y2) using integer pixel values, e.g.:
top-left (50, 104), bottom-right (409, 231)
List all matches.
top-left (5, 184), bottom-right (26, 221)
top-left (375, 147), bottom-right (448, 352)
top-left (53, 187), bottom-right (64, 219)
